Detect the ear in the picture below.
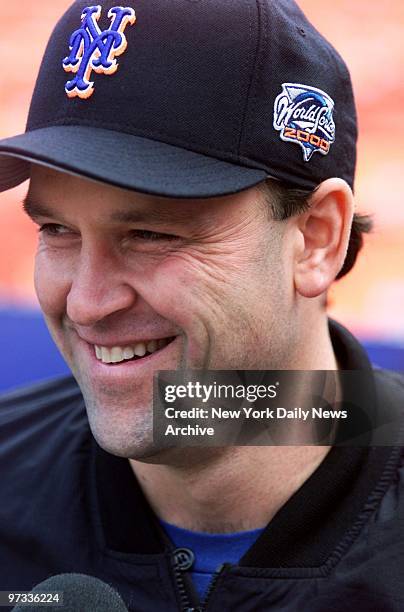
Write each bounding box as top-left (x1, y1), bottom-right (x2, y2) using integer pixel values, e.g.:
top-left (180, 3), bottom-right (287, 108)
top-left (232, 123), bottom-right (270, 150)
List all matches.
top-left (294, 178), bottom-right (354, 298)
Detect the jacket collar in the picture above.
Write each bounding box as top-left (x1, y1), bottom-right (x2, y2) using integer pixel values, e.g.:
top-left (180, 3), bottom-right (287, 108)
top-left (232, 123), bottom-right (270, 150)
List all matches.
top-left (91, 320), bottom-right (400, 567)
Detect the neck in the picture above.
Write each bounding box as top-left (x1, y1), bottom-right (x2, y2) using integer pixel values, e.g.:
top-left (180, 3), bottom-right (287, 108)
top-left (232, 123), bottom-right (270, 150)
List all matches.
top-left (130, 312), bottom-right (337, 533)
top-left (130, 445), bottom-right (331, 533)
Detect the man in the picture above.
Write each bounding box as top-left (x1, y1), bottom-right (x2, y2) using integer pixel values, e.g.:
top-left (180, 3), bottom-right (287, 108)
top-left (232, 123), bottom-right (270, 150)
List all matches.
top-left (0, 1), bottom-right (403, 611)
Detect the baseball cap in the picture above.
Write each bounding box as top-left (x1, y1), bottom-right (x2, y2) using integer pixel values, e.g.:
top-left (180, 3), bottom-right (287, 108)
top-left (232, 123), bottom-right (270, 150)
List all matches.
top-left (0, 0), bottom-right (357, 198)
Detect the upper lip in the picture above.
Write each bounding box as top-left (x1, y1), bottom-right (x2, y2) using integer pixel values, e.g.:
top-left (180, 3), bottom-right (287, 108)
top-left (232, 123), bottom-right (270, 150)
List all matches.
top-left (75, 332), bottom-right (177, 348)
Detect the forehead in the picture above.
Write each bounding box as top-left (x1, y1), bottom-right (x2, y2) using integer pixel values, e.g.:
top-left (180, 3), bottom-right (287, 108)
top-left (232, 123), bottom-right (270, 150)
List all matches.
top-left (27, 165), bottom-right (262, 227)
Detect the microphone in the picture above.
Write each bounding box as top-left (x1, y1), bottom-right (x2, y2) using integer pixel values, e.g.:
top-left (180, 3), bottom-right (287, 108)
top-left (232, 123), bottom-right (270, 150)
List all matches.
top-left (12, 573), bottom-right (129, 611)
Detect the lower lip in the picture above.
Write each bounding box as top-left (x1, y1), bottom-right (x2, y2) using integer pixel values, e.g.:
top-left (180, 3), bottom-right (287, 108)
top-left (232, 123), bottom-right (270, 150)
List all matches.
top-left (79, 336), bottom-right (180, 382)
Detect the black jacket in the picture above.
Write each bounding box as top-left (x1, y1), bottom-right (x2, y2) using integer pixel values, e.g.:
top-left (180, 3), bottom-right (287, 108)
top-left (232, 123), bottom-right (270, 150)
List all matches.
top-left (0, 321), bottom-right (403, 611)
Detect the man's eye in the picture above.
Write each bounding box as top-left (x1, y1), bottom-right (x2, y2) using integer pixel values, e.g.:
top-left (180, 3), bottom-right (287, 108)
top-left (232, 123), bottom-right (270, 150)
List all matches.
top-left (39, 223), bottom-right (73, 236)
top-left (129, 229), bottom-right (178, 241)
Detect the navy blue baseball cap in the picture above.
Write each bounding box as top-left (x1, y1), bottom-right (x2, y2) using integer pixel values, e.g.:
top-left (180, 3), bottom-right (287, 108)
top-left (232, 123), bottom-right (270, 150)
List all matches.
top-left (0, 0), bottom-right (357, 198)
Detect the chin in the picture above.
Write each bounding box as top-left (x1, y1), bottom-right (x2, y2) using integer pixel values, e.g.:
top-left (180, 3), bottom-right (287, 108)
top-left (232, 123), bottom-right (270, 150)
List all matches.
top-left (83, 395), bottom-right (155, 455)
top-left (90, 424), bottom-right (159, 459)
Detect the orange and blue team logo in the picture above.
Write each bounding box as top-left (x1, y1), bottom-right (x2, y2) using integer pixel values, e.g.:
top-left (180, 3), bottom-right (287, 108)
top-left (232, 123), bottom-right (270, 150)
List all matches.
top-left (273, 83), bottom-right (336, 162)
top-left (63, 5), bottom-right (136, 99)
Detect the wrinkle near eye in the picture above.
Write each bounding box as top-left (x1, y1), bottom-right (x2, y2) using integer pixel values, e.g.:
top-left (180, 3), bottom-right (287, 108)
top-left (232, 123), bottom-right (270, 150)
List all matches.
top-left (128, 229), bottom-right (180, 241)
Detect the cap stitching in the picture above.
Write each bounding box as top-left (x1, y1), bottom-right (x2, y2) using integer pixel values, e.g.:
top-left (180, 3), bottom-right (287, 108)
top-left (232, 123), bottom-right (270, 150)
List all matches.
top-left (237, 0), bottom-right (268, 158)
top-left (236, 0), bottom-right (260, 159)
top-left (320, 36), bottom-right (357, 183)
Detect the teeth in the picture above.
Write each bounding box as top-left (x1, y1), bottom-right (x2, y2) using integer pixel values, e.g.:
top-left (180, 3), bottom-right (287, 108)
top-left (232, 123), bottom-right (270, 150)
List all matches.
top-left (123, 346), bottom-right (135, 360)
top-left (134, 342), bottom-right (147, 357)
top-left (101, 347), bottom-right (110, 363)
top-left (111, 347), bottom-right (124, 363)
top-left (147, 340), bottom-right (157, 353)
top-left (94, 337), bottom-right (172, 364)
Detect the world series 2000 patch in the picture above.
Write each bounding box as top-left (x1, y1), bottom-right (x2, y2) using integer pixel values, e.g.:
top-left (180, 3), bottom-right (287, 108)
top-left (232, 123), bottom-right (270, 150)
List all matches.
top-left (273, 83), bottom-right (336, 162)
top-left (63, 5), bottom-right (136, 99)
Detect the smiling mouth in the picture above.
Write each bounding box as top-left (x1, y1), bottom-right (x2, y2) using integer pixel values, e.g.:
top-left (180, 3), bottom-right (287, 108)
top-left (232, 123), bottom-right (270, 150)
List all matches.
top-left (94, 337), bottom-right (176, 365)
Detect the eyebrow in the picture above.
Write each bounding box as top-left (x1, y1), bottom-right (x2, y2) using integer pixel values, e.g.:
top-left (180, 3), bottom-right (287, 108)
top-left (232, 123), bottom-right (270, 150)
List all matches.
top-left (23, 196), bottom-right (56, 221)
top-left (22, 195), bottom-right (194, 227)
top-left (109, 208), bottom-right (192, 227)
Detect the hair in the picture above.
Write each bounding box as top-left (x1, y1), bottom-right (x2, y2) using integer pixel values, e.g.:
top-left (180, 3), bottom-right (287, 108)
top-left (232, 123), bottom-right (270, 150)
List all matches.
top-left (258, 179), bottom-right (373, 280)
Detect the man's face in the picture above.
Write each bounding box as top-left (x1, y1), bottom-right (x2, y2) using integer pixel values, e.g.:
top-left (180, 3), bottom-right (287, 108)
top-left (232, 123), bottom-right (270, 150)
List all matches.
top-left (26, 167), bottom-right (296, 458)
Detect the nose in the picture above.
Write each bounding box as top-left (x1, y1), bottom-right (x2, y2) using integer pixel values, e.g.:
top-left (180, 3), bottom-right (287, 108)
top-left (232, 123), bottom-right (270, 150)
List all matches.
top-left (66, 244), bottom-right (137, 326)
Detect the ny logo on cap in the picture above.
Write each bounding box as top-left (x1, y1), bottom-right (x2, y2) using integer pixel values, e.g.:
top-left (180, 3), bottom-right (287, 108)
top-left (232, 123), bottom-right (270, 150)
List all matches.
top-left (63, 5), bottom-right (136, 99)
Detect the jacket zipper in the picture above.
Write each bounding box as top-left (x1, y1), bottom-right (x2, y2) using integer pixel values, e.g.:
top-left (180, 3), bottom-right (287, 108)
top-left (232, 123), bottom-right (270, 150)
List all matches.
top-left (172, 556), bottom-right (228, 612)
top-left (200, 563), bottom-right (228, 611)
top-left (172, 553), bottom-right (199, 611)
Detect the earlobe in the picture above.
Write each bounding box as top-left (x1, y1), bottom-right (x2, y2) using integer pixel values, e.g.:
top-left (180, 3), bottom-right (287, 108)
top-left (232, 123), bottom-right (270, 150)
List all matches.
top-left (294, 178), bottom-right (354, 299)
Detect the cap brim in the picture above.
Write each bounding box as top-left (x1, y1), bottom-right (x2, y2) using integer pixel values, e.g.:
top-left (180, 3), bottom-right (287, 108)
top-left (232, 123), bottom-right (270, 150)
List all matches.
top-left (0, 126), bottom-right (267, 198)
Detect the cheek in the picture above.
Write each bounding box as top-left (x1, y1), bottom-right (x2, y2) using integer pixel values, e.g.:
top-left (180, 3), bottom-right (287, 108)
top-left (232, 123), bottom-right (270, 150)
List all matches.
top-left (145, 258), bottom-right (204, 323)
top-left (144, 251), bottom-right (244, 333)
top-left (34, 253), bottom-right (70, 319)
